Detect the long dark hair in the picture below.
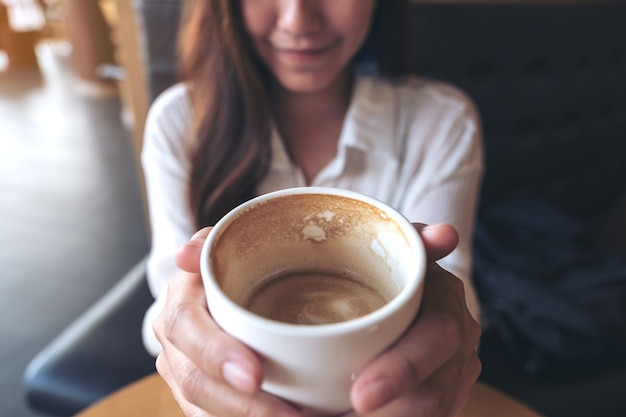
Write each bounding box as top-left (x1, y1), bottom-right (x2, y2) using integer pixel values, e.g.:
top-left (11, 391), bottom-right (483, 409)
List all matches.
top-left (178, 0), bottom-right (411, 228)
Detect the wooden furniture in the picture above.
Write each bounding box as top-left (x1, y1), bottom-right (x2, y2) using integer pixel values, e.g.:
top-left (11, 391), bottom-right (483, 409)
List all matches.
top-left (0, 0), bottom-right (44, 68)
top-left (94, 0), bottom-right (155, 233)
top-left (97, 0), bottom-right (179, 232)
top-left (75, 373), bottom-right (543, 417)
top-left (62, 0), bottom-right (115, 82)
top-left (99, 0), bottom-right (150, 155)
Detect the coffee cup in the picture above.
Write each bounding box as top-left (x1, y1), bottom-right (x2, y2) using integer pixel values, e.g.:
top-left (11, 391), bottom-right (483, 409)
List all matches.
top-left (200, 187), bottom-right (426, 415)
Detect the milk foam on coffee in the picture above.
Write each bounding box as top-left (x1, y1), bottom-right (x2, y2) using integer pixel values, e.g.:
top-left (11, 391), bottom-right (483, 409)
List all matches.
top-left (244, 270), bottom-right (396, 325)
top-left (209, 193), bottom-right (413, 326)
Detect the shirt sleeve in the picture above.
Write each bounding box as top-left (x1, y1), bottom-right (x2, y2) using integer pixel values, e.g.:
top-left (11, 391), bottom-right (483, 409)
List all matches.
top-left (140, 83), bottom-right (196, 356)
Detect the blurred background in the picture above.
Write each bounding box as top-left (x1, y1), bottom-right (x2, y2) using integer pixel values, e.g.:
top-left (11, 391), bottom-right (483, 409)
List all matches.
top-left (1, 1), bottom-right (626, 417)
top-left (1, 1), bottom-right (150, 416)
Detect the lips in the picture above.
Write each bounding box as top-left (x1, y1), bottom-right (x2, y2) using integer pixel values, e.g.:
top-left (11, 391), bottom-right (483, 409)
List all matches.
top-left (277, 45), bottom-right (331, 54)
top-left (278, 49), bottom-right (326, 63)
top-left (272, 41), bottom-right (338, 64)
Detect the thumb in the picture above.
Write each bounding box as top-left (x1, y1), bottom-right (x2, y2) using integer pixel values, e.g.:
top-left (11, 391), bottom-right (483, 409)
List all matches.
top-left (175, 227), bottom-right (213, 273)
top-left (413, 223), bottom-right (459, 262)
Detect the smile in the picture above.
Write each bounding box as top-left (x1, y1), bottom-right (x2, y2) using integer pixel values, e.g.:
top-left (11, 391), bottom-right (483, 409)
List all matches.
top-left (270, 40), bottom-right (339, 64)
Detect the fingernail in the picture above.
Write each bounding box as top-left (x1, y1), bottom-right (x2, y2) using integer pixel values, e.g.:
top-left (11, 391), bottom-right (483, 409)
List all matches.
top-left (222, 361), bottom-right (257, 393)
top-left (190, 229), bottom-right (207, 240)
top-left (421, 223), bottom-right (443, 233)
top-left (357, 380), bottom-right (394, 412)
top-left (175, 235), bottom-right (204, 255)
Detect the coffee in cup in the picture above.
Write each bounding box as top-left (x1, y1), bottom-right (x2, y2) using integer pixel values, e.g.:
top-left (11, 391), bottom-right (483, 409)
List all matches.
top-left (244, 268), bottom-right (396, 325)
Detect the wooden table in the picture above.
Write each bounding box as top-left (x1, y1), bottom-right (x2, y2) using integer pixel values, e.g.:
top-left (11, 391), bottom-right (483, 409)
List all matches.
top-left (75, 373), bottom-right (543, 417)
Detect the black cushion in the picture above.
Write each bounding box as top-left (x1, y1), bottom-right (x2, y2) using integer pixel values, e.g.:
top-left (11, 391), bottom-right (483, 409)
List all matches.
top-left (407, 3), bottom-right (626, 220)
top-left (23, 257), bottom-right (156, 416)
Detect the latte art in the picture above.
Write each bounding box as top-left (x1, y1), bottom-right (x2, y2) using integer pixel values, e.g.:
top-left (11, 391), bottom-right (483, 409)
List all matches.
top-left (244, 271), bottom-right (396, 325)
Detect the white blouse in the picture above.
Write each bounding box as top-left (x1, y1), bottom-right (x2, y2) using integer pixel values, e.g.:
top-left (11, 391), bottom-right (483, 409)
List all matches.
top-left (141, 75), bottom-right (484, 356)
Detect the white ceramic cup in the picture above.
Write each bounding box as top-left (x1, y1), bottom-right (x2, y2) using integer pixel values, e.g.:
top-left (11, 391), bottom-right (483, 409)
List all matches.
top-left (200, 187), bottom-right (426, 415)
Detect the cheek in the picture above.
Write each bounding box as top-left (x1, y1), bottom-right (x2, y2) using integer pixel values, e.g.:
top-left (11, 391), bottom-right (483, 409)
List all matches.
top-left (348, 21), bottom-right (372, 49)
top-left (336, 23), bottom-right (373, 63)
top-left (240, 2), bottom-right (274, 41)
top-left (240, 14), bottom-right (273, 65)
top-left (331, 6), bottom-right (376, 55)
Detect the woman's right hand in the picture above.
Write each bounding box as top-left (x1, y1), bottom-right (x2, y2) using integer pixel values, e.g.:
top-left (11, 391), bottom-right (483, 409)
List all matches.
top-left (153, 227), bottom-right (304, 417)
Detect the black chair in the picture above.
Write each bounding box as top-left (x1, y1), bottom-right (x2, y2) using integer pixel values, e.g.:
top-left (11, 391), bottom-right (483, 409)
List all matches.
top-left (23, 257), bottom-right (156, 416)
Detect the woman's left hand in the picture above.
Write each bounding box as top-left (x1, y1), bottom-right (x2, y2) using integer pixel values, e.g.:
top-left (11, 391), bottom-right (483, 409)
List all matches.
top-left (345, 223), bottom-right (482, 417)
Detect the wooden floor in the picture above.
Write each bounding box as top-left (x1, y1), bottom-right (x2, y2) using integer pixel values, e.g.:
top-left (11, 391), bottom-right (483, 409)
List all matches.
top-left (0, 42), bottom-right (149, 417)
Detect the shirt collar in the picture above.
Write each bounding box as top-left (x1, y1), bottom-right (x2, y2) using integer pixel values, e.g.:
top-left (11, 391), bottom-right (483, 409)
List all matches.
top-left (269, 124), bottom-right (292, 172)
top-left (339, 75), bottom-right (397, 158)
top-left (269, 75), bottom-right (398, 173)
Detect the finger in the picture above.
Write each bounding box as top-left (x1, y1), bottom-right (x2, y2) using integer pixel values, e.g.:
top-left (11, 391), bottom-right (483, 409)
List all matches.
top-left (154, 270), bottom-right (263, 394)
top-left (352, 351), bottom-right (480, 417)
top-left (350, 316), bottom-right (458, 412)
top-left (413, 223), bottom-right (459, 262)
top-left (350, 266), bottom-right (469, 413)
top-left (186, 370), bottom-right (304, 417)
top-left (408, 351), bottom-right (479, 417)
top-left (350, 333), bottom-right (480, 417)
top-left (156, 351), bottom-right (216, 417)
top-left (176, 227), bottom-right (213, 273)
top-left (158, 339), bottom-right (303, 417)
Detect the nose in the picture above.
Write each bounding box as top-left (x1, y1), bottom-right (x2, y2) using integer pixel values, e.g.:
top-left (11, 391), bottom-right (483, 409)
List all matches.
top-left (277, 0), bottom-right (322, 37)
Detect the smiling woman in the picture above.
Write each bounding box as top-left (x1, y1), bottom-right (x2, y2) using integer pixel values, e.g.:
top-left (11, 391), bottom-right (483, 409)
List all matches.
top-left (142, 0), bottom-right (484, 416)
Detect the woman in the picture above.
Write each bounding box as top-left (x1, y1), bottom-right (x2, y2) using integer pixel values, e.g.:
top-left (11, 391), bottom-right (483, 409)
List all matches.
top-left (143, 0), bottom-right (482, 416)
